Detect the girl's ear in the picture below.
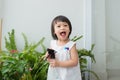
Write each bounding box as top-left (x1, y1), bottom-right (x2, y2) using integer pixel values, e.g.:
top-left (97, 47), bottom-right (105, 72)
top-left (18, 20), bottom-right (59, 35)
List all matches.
top-left (54, 32), bottom-right (56, 35)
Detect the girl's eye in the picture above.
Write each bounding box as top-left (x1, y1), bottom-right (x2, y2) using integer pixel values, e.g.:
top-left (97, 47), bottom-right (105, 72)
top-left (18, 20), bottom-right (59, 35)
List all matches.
top-left (64, 25), bottom-right (68, 27)
top-left (64, 25), bottom-right (67, 27)
top-left (57, 26), bottom-right (60, 28)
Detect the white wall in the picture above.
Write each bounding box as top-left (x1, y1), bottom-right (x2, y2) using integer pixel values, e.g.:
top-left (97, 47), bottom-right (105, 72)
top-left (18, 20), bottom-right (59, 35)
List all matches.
top-left (1, 0), bottom-right (84, 51)
top-left (0, 0), bottom-right (2, 18)
top-left (92, 0), bottom-right (120, 80)
top-left (106, 0), bottom-right (120, 80)
top-left (92, 0), bottom-right (107, 80)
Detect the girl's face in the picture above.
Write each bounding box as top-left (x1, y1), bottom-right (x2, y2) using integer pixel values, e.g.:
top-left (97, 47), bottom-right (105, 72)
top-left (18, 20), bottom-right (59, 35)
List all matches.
top-left (54, 21), bottom-right (70, 41)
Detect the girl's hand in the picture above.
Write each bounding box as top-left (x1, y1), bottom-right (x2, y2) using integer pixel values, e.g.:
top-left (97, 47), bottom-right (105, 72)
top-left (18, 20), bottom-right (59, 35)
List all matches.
top-left (44, 52), bottom-right (50, 60)
top-left (48, 59), bottom-right (59, 67)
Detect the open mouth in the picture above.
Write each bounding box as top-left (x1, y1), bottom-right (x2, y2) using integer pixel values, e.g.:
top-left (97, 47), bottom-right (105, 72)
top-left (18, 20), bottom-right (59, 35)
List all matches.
top-left (60, 31), bottom-right (66, 36)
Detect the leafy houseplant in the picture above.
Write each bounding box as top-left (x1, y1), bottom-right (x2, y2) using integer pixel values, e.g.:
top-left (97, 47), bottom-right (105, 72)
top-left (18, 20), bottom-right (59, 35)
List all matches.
top-left (0, 29), bottom-right (48, 80)
top-left (0, 29), bottom-right (99, 80)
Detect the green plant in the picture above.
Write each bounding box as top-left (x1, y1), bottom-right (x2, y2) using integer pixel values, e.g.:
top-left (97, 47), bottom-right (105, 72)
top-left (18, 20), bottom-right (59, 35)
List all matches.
top-left (21, 33), bottom-right (48, 80)
top-left (4, 29), bottom-right (17, 52)
top-left (0, 29), bottom-right (99, 80)
top-left (0, 29), bottom-right (48, 80)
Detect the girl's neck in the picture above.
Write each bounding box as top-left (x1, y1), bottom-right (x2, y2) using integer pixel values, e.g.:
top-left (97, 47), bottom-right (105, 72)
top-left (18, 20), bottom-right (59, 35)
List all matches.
top-left (56, 39), bottom-right (70, 46)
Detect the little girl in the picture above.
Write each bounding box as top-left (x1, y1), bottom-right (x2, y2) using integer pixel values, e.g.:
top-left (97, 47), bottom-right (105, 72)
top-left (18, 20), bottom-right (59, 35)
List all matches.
top-left (45, 15), bottom-right (82, 80)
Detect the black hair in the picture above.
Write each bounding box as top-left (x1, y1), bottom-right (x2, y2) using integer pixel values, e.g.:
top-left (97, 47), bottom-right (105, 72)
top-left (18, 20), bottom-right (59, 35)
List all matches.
top-left (51, 15), bottom-right (72, 39)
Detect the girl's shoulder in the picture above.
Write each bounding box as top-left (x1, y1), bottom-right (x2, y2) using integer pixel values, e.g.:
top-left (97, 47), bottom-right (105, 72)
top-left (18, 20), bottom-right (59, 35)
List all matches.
top-left (65, 40), bottom-right (76, 50)
top-left (68, 40), bottom-right (76, 46)
top-left (69, 40), bottom-right (76, 44)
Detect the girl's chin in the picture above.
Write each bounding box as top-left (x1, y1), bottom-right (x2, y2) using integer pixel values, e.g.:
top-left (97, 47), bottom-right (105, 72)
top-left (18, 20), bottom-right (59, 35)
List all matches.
top-left (59, 37), bottom-right (68, 41)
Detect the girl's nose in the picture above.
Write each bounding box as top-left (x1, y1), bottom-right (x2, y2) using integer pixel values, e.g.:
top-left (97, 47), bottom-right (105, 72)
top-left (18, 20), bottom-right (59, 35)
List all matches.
top-left (60, 26), bottom-right (64, 29)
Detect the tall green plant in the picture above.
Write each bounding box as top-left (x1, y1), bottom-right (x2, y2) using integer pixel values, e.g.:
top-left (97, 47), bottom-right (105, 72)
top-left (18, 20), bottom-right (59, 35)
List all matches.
top-left (21, 33), bottom-right (48, 80)
top-left (4, 29), bottom-right (17, 51)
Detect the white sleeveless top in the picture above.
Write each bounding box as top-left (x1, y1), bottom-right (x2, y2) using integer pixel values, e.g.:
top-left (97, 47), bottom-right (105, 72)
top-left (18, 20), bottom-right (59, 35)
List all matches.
top-left (47, 40), bottom-right (82, 80)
